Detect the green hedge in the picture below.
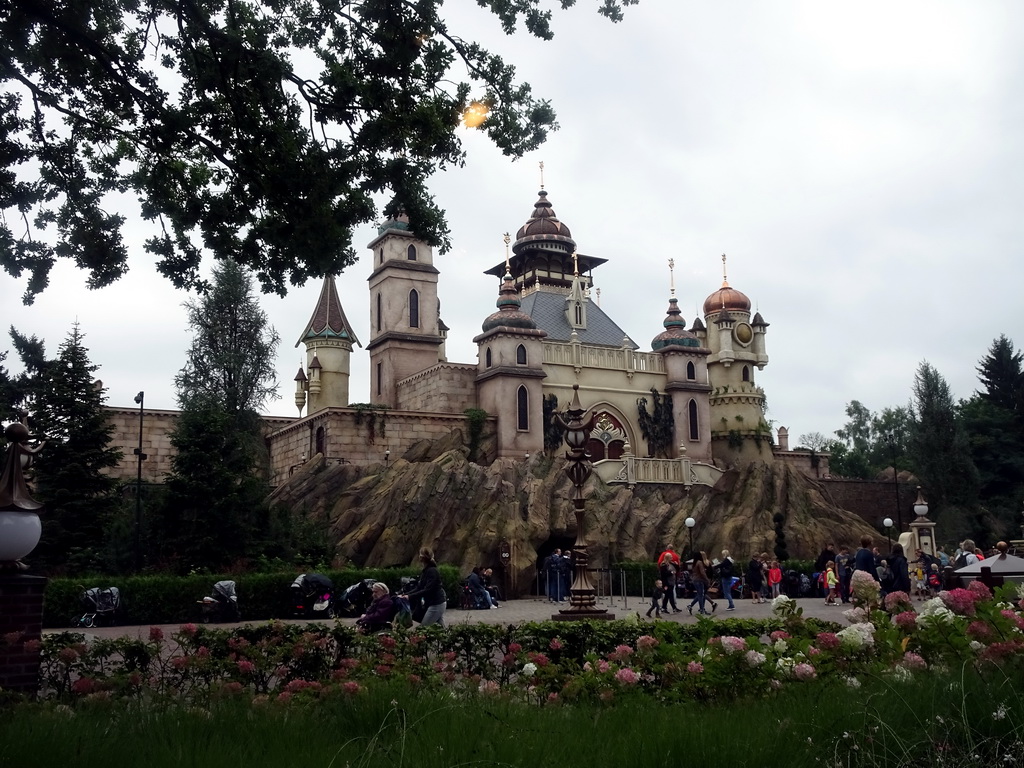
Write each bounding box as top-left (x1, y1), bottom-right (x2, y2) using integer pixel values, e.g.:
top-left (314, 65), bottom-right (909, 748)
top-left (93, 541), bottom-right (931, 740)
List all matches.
top-left (44, 566), bottom-right (461, 628)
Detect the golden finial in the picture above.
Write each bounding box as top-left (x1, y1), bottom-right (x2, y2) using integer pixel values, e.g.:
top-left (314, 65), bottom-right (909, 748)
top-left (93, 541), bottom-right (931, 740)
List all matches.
top-left (539, 161), bottom-right (545, 189)
top-left (721, 253), bottom-right (729, 287)
top-left (503, 232), bottom-right (511, 273)
top-left (572, 250), bottom-right (579, 277)
top-left (668, 258), bottom-right (676, 298)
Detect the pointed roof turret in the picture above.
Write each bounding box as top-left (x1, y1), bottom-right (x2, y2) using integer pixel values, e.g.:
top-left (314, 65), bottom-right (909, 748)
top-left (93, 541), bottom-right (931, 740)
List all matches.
top-left (295, 276), bottom-right (361, 348)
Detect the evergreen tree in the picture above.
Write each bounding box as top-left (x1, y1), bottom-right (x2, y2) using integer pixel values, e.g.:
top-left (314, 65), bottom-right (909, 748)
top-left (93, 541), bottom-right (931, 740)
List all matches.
top-left (157, 259), bottom-right (279, 571)
top-left (28, 324), bottom-right (122, 572)
top-left (976, 335), bottom-right (1023, 413)
top-left (909, 361), bottom-right (980, 537)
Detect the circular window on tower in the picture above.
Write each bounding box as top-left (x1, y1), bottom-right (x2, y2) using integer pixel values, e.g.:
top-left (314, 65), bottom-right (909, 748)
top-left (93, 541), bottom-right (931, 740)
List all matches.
top-left (734, 322), bottom-right (753, 346)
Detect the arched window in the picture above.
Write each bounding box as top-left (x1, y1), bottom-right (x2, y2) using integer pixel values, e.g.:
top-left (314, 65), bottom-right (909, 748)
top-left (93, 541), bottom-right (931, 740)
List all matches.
top-left (407, 244), bottom-right (417, 261)
top-left (517, 386), bottom-right (529, 430)
top-left (315, 426), bottom-right (326, 456)
top-left (375, 293), bottom-right (382, 331)
top-left (686, 361), bottom-right (696, 380)
top-left (742, 365), bottom-right (750, 382)
top-left (485, 348), bottom-right (492, 368)
top-left (688, 399), bottom-right (699, 441)
top-left (516, 344), bottom-right (527, 365)
top-left (409, 289), bottom-right (419, 328)
top-left (574, 303), bottom-right (583, 325)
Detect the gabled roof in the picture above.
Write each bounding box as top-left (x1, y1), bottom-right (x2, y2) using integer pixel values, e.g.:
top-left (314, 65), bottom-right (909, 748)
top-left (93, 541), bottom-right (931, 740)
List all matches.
top-left (519, 291), bottom-right (638, 348)
top-left (295, 276), bottom-right (361, 348)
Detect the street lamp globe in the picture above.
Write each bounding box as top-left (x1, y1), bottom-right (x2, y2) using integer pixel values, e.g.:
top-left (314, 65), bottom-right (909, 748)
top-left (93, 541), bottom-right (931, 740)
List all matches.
top-left (883, 517), bottom-right (894, 529)
top-left (913, 487), bottom-right (929, 519)
top-left (685, 517), bottom-right (696, 529)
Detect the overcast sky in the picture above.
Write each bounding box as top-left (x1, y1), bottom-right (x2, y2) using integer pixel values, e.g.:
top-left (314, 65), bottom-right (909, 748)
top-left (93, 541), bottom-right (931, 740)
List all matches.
top-left (3, 1), bottom-right (1022, 446)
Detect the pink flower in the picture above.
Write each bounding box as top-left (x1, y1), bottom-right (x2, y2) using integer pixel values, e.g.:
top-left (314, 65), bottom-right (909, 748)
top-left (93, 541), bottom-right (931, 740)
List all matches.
top-left (379, 635), bottom-right (397, 649)
top-left (220, 682), bottom-right (243, 695)
top-left (547, 692), bottom-right (560, 703)
top-left (613, 644), bottom-right (634, 658)
top-left (170, 655), bottom-right (188, 670)
top-left (58, 647), bottom-right (80, 664)
top-left (23, 639), bottom-right (41, 653)
top-left (196, 646), bottom-right (211, 660)
top-left (769, 631), bottom-right (791, 641)
top-left (614, 668), bottom-right (639, 685)
top-left (508, 643), bottom-right (522, 654)
top-left (968, 580), bottom-right (992, 600)
top-left (597, 660), bottom-right (610, 673)
top-left (687, 661), bottom-right (704, 674)
top-left (583, 661), bottom-right (593, 671)
top-left (3, 631), bottom-right (22, 646)
top-left (71, 677), bottom-right (97, 695)
top-left (443, 651), bottom-right (457, 662)
top-left (884, 592), bottom-right (913, 613)
top-left (793, 663), bottom-right (816, 681)
top-left (901, 652), bottom-right (927, 671)
top-left (893, 611), bottom-right (918, 631)
top-left (342, 681), bottom-right (362, 695)
top-left (636, 635), bottom-right (659, 651)
top-left (338, 658), bottom-right (359, 670)
top-left (407, 674), bottom-right (422, 686)
top-left (502, 653), bottom-right (516, 667)
top-left (530, 653), bottom-right (551, 667)
top-left (148, 626), bottom-right (165, 643)
top-left (719, 636), bottom-right (747, 654)
top-left (966, 621), bottom-right (993, 641)
top-left (409, 634), bottom-right (424, 646)
top-left (549, 638), bottom-right (564, 651)
top-left (276, 691), bottom-right (293, 703)
top-left (940, 588), bottom-right (978, 616)
top-left (237, 660), bottom-right (256, 674)
top-left (816, 632), bottom-right (840, 650)
top-left (479, 680), bottom-right (500, 695)
top-left (807, 646), bottom-right (821, 656)
top-left (375, 665), bottom-right (392, 676)
top-left (179, 623), bottom-right (199, 638)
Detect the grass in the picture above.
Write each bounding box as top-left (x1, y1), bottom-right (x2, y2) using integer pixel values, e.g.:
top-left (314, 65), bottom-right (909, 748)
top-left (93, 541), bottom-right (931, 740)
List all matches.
top-left (1, 666), bottom-right (1021, 768)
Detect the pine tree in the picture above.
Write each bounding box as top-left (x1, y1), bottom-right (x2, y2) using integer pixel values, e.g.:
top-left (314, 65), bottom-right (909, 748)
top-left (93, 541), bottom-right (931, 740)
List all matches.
top-left (157, 259), bottom-right (279, 571)
top-left (976, 335), bottom-right (1023, 413)
top-left (29, 324), bottom-right (122, 572)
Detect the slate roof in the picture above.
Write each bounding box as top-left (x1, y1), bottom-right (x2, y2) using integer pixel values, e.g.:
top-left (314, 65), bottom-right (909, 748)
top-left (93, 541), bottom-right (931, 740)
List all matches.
top-left (295, 276), bottom-right (361, 347)
top-left (519, 291), bottom-right (638, 349)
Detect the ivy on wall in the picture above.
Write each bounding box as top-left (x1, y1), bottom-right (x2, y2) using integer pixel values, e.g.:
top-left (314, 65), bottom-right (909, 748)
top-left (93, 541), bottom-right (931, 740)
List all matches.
top-left (637, 388), bottom-right (674, 458)
top-left (542, 394), bottom-right (563, 453)
top-left (350, 403), bottom-right (389, 443)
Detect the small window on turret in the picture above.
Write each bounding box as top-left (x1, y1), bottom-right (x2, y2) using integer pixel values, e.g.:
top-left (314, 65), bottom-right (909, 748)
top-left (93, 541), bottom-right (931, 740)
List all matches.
top-left (409, 289), bottom-right (419, 327)
top-left (486, 348), bottom-right (492, 368)
top-left (517, 386), bottom-right (529, 430)
top-left (379, 248), bottom-right (384, 265)
top-left (407, 244), bottom-right (417, 261)
top-left (686, 361), bottom-right (696, 380)
top-left (516, 344), bottom-right (527, 365)
top-left (688, 399), bottom-right (699, 441)
top-left (742, 366), bottom-right (750, 382)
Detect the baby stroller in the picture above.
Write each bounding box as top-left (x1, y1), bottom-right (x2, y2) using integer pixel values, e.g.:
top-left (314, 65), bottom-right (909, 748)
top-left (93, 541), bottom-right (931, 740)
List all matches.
top-left (76, 586), bottom-right (121, 628)
top-left (291, 573), bottom-right (337, 619)
top-left (199, 580), bottom-right (240, 623)
top-left (335, 577), bottom-right (377, 617)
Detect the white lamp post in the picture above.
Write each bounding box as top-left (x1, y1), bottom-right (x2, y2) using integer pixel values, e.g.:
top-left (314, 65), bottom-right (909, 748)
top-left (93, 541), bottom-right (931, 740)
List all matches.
top-left (685, 516), bottom-right (696, 557)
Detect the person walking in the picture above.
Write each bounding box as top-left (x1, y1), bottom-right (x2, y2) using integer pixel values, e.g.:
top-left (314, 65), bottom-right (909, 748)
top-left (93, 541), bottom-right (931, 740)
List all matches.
top-left (890, 543), bottom-right (912, 595)
top-left (659, 550), bottom-right (681, 613)
top-left (718, 549), bottom-right (736, 611)
top-left (646, 579), bottom-right (665, 619)
top-left (687, 551), bottom-right (714, 615)
top-left (746, 553), bottom-right (765, 604)
top-left (544, 549), bottom-right (563, 603)
top-left (824, 561), bottom-right (839, 605)
top-left (401, 548), bottom-right (447, 627)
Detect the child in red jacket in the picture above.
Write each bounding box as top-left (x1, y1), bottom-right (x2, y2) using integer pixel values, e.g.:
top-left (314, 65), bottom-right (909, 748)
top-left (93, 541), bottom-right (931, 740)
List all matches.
top-left (768, 560), bottom-right (783, 599)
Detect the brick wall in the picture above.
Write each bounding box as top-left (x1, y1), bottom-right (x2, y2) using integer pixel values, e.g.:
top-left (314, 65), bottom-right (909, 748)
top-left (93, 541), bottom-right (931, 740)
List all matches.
top-left (819, 478), bottom-right (914, 527)
top-left (396, 363), bottom-right (478, 414)
top-left (0, 575), bottom-right (46, 693)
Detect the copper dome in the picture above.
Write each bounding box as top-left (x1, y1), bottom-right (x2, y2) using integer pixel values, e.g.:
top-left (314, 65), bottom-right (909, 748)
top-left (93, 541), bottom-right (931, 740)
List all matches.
top-left (702, 281), bottom-right (751, 316)
top-left (513, 190), bottom-right (576, 254)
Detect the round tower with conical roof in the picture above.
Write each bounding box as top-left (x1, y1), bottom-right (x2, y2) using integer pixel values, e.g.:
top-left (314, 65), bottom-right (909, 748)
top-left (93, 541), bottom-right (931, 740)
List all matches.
top-left (295, 275), bottom-right (361, 414)
top-left (702, 255), bottom-right (772, 462)
top-left (473, 241), bottom-right (548, 458)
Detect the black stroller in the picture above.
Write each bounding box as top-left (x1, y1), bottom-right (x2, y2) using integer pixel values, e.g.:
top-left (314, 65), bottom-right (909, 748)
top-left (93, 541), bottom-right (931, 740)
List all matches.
top-left (291, 573), bottom-right (337, 619)
top-left (335, 577), bottom-right (378, 617)
top-left (199, 580), bottom-right (240, 623)
top-left (76, 586), bottom-right (121, 628)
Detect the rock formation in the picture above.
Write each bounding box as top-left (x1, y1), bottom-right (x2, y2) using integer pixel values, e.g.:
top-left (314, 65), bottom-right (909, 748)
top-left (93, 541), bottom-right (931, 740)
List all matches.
top-left (269, 429), bottom-right (880, 594)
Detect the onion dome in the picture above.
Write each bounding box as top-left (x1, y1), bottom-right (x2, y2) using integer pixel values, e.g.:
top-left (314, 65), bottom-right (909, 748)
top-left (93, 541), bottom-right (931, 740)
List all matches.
top-left (652, 298), bottom-right (701, 351)
top-left (512, 191), bottom-right (577, 255)
top-left (703, 280), bottom-right (751, 316)
top-left (481, 272), bottom-right (538, 332)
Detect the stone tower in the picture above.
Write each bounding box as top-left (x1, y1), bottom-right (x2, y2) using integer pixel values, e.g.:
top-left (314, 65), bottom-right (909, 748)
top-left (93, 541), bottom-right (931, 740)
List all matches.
top-left (473, 257), bottom-right (548, 458)
top-left (366, 214), bottom-right (444, 407)
top-left (651, 294), bottom-right (712, 462)
top-left (696, 255), bottom-right (771, 462)
top-left (294, 275), bottom-right (360, 415)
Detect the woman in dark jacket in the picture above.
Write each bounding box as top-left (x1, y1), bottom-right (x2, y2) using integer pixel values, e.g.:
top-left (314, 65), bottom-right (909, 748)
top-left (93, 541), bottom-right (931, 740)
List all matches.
top-left (401, 548), bottom-right (447, 627)
top-left (687, 552), bottom-right (713, 615)
top-left (468, 567), bottom-right (496, 608)
top-left (747, 555), bottom-right (765, 604)
top-left (356, 582), bottom-right (395, 633)
top-left (889, 543), bottom-right (912, 595)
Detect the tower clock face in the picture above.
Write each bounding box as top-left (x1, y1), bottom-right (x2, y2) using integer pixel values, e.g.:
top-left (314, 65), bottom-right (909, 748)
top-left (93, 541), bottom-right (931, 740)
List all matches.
top-left (734, 322), bottom-right (753, 345)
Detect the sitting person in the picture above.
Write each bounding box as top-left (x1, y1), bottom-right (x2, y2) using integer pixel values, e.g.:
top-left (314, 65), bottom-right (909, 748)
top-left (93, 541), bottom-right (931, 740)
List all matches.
top-left (356, 582), bottom-right (396, 633)
top-left (482, 568), bottom-right (503, 603)
top-left (468, 567), bottom-right (498, 608)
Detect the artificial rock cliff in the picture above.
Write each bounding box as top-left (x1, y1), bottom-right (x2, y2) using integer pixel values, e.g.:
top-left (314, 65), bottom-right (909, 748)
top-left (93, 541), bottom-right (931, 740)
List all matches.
top-left (268, 430), bottom-right (880, 594)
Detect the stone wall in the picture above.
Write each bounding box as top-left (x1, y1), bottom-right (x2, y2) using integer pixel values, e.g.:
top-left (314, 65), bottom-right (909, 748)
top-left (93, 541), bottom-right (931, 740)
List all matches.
top-left (266, 408), bottom-right (475, 485)
top-left (396, 362), bottom-right (478, 414)
top-left (774, 449), bottom-right (831, 480)
top-left (819, 477), bottom-right (914, 529)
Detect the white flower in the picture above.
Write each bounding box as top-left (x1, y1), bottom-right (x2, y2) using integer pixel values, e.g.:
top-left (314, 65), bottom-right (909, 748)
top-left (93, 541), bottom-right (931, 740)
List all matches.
top-left (969, 641), bottom-right (984, 652)
top-left (697, 648), bottom-right (710, 660)
top-left (842, 607), bottom-right (870, 624)
top-left (837, 623), bottom-right (875, 649)
top-left (844, 676), bottom-right (861, 689)
top-left (521, 662), bottom-right (537, 678)
top-left (776, 657), bottom-right (795, 675)
top-left (745, 650), bottom-right (767, 667)
top-left (889, 666), bottom-right (912, 683)
top-left (993, 704), bottom-right (1007, 721)
top-left (771, 595), bottom-right (794, 616)
top-left (773, 639), bottom-right (788, 653)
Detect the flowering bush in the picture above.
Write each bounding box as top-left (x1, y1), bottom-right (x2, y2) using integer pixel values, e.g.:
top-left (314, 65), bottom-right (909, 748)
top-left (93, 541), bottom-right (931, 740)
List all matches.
top-left (7, 582), bottom-right (1021, 710)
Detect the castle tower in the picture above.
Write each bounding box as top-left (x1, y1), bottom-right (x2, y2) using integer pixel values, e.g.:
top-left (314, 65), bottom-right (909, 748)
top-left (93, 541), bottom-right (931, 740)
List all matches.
top-left (294, 275), bottom-right (360, 415)
top-left (473, 244), bottom-right (548, 458)
top-left (651, 263), bottom-right (712, 461)
top-left (366, 214), bottom-right (444, 407)
top-left (702, 255), bottom-right (771, 463)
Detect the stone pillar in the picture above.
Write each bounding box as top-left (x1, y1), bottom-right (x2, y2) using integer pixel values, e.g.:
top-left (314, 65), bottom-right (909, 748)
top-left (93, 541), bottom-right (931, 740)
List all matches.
top-left (0, 574), bottom-right (47, 694)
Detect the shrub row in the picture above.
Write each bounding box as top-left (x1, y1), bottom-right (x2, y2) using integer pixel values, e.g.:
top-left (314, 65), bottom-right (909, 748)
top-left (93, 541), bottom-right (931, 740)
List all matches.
top-left (43, 566), bottom-right (462, 628)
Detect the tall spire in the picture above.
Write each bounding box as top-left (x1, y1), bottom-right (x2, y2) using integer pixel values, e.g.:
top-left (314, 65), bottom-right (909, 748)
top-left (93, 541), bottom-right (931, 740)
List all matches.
top-left (668, 257), bottom-right (676, 297)
top-left (503, 232), bottom-right (511, 275)
top-left (721, 253), bottom-right (729, 287)
top-left (539, 160), bottom-right (545, 190)
top-left (295, 275), bottom-right (361, 348)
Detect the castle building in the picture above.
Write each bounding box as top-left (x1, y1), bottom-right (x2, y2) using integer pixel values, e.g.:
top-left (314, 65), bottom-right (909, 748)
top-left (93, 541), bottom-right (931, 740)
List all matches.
top-left (271, 186), bottom-right (771, 487)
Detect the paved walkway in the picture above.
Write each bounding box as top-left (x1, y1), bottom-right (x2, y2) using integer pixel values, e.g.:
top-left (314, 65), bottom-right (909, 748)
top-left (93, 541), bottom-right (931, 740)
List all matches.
top-left (56, 593), bottom-right (857, 642)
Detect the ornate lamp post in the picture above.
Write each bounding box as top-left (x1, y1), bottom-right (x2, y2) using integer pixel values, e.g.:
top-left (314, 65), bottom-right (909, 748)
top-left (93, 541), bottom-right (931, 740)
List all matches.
top-left (0, 423), bottom-right (45, 570)
top-left (910, 487), bottom-right (935, 557)
top-left (384, 449), bottom-right (390, 466)
top-left (883, 517), bottom-right (894, 554)
top-left (685, 516), bottom-right (696, 557)
top-left (551, 385), bottom-right (612, 621)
